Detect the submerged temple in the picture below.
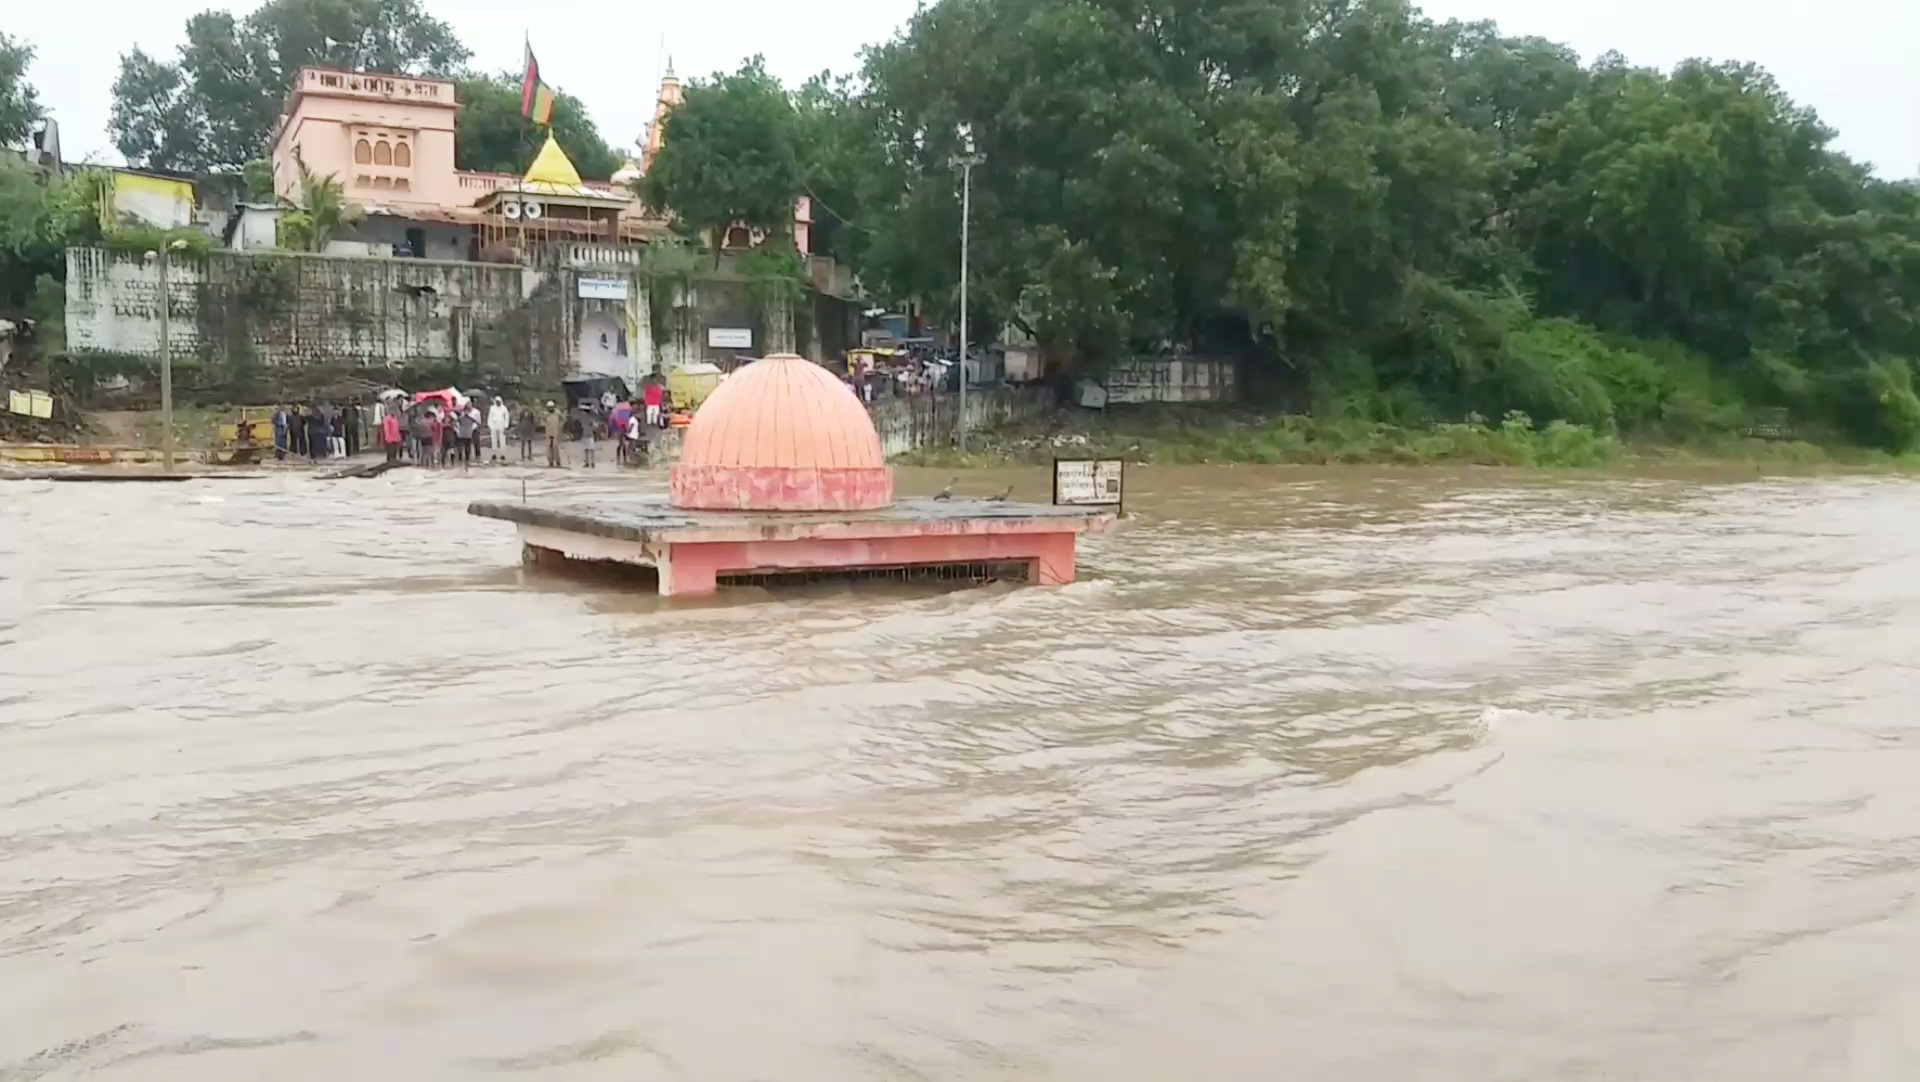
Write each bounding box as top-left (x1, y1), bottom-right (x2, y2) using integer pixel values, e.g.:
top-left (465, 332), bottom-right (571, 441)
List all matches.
top-left (469, 355), bottom-right (1114, 597)
top-left (669, 354), bottom-right (893, 511)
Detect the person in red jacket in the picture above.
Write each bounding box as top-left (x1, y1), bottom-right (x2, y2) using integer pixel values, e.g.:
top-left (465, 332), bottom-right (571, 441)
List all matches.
top-left (381, 410), bottom-right (402, 463)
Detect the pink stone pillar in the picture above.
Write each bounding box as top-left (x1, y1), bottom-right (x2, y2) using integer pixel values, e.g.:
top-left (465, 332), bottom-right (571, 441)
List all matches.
top-left (1030, 531), bottom-right (1078, 586)
top-left (657, 542), bottom-right (721, 597)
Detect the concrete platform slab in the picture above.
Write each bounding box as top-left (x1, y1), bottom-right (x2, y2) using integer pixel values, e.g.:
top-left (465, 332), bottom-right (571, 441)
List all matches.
top-left (469, 496), bottom-right (1116, 597)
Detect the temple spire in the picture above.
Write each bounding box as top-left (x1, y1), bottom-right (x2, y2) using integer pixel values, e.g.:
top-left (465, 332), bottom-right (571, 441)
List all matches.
top-left (523, 132), bottom-right (583, 189)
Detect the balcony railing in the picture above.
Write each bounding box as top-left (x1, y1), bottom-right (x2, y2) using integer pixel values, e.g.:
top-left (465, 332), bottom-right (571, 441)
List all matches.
top-left (457, 172), bottom-right (513, 192)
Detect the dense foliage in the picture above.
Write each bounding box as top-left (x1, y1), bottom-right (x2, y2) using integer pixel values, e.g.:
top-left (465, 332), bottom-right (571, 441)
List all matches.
top-left (453, 73), bottom-right (621, 180)
top-left (639, 59), bottom-right (803, 254)
top-left (0, 33), bottom-right (41, 148)
top-left (109, 0), bottom-right (469, 173)
top-left (640, 0), bottom-right (1920, 448)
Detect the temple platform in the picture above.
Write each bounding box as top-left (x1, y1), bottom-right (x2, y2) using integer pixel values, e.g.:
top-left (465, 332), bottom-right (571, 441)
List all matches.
top-left (468, 496), bottom-right (1116, 596)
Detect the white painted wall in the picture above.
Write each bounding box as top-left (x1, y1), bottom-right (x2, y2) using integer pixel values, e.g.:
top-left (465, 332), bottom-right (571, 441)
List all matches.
top-left (575, 312), bottom-right (627, 378)
top-left (230, 206), bottom-right (281, 251)
top-left (1104, 358), bottom-right (1237, 404)
top-left (64, 248), bottom-right (205, 357)
top-left (65, 247), bottom-right (528, 368)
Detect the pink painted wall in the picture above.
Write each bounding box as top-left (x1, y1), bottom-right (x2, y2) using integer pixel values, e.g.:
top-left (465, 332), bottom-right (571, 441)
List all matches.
top-left (270, 68), bottom-right (462, 211)
top-left (659, 531), bottom-right (1079, 596)
top-left (268, 66), bottom-right (814, 251)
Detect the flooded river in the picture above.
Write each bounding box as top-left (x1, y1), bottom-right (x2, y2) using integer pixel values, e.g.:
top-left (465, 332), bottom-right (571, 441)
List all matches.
top-left (4, 466), bottom-right (1920, 1080)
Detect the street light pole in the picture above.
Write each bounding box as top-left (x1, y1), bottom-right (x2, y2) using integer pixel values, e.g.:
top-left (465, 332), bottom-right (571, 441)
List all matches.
top-left (150, 244), bottom-right (178, 473)
top-left (951, 149), bottom-right (983, 453)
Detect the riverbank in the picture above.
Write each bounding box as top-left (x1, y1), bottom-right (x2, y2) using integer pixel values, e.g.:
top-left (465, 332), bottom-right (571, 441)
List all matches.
top-left (893, 408), bottom-right (1920, 472)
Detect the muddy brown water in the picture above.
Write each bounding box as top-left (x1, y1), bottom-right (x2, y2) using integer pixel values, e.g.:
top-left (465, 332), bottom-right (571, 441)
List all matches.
top-left (4, 465), bottom-right (1920, 1080)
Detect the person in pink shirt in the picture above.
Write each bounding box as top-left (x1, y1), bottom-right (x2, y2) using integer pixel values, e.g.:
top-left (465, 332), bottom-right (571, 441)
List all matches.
top-left (642, 376), bottom-right (665, 428)
top-left (380, 410), bottom-right (402, 463)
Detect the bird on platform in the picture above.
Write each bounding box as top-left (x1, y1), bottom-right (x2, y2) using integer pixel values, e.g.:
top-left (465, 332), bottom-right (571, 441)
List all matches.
top-left (934, 478), bottom-right (957, 501)
top-left (987, 485), bottom-right (1013, 502)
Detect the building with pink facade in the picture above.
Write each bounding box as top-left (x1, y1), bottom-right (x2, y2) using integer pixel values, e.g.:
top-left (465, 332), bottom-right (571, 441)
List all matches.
top-left (267, 66), bottom-right (809, 261)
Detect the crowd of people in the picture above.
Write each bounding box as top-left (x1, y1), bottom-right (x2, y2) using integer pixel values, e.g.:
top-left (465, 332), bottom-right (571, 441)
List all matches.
top-left (267, 375), bottom-right (676, 471)
top-left (269, 403), bottom-right (366, 461)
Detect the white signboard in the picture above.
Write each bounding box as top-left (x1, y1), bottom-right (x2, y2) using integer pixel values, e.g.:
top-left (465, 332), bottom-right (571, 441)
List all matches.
top-left (577, 276), bottom-right (629, 300)
top-left (707, 327), bottom-right (753, 349)
top-left (1053, 458), bottom-right (1124, 507)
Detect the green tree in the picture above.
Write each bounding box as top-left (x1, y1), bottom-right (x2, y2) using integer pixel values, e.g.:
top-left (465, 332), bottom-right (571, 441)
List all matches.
top-left (640, 57), bottom-right (802, 257)
top-left (826, 0), bottom-right (1920, 449)
top-left (0, 162), bottom-right (106, 308)
top-left (278, 159), bottom-right (364, 251)
top-left (0, 32), bottom-right (42, 148)
top-left (453, 72), bottom-right (622, 180)
top-left (108, 48), bottom-right (204, 171)
top-left (109, 0), bottom-right (469, 172)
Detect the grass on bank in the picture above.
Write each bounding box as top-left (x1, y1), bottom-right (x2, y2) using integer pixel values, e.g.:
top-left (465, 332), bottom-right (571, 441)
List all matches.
top-left (894, 407), bottom-right (1920, 472)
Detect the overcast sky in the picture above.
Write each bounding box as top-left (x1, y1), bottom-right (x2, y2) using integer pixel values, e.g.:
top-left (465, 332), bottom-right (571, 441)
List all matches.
top-left (12, 0), bottom-right (1917, 178)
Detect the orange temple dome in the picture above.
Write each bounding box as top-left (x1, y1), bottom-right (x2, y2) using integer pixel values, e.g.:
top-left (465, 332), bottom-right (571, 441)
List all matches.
top-left (668, 354), bottom-right (894, 511)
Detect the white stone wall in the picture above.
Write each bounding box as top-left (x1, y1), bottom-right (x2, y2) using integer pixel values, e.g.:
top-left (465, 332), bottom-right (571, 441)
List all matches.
top-left (1104, 357), bottom-right (1238, 404)
top-left (65, 247), bottom-right (531, 370)
top-left (65, 247), bottom-right (206, 358)
top-left (867, 386), bottom-right (1047, 457)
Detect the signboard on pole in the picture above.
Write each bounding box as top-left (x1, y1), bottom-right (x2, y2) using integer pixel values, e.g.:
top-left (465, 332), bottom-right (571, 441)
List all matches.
top-left (1052, 457), bottom-right (1125, 513)
top-left (577, 276), bottom-right (629, 301)
top-left (707, 327), bottom-right (753, 349)
top-left (6, 390), bottom-right (28, 416)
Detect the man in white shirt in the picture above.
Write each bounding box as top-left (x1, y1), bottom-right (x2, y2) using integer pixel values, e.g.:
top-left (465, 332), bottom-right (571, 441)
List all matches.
top-left (486, 397), bottom-right (511, 463)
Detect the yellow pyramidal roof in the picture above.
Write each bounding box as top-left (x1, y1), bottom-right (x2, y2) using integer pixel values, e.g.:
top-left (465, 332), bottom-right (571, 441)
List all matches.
top-left (522, 133), bottom-right (584, 191)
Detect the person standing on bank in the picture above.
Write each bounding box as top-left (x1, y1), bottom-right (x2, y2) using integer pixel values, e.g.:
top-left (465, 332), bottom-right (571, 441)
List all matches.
top-left (271, 405), bottom-right (288, 461)
top-left (411, 408), bottom-right (434, 468)
top-left (306, 407), bottom-right (328, 463)
top-left (453, 403), bottom-right (478, 467)
top-left (517, 405), bottom-right (537, 463)
top-left (381, 408), bottom-right (402, 463)
top-left (642, 375), bottom-right (664, 428)
top-left (487, 396), bottom-right (511, 464)
top-left (543, 401), bottom-right (564, 468)
top-left (624, 409), bottom-right (643, 466)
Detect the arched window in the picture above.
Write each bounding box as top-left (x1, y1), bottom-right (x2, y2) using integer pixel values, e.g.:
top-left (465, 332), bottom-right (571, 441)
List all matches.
top-left (373, 141), bottom-right (393, 166)
top-left (354, 139), bottom-right (371, 164)
top-left (393, 142), bottom-right (411, 167)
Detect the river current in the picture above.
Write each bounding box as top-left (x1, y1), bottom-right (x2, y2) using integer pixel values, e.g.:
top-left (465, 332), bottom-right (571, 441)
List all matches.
top-left (4, 466), bottom-right (1920, 1080)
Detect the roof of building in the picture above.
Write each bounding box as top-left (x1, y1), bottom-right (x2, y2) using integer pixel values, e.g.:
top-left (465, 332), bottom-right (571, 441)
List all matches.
top-left (669, 354), bottom-right (893, 512)
top-left (478, 135), bottom-right (629, 208)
